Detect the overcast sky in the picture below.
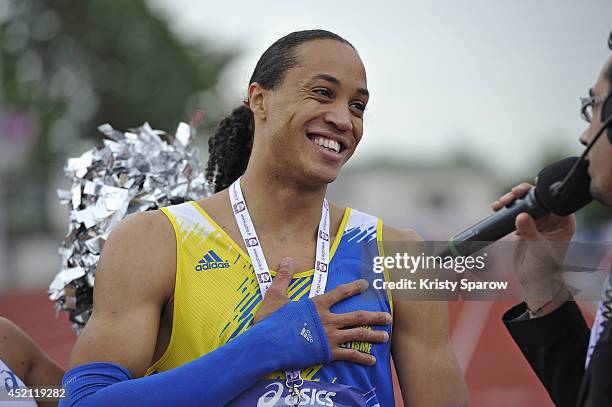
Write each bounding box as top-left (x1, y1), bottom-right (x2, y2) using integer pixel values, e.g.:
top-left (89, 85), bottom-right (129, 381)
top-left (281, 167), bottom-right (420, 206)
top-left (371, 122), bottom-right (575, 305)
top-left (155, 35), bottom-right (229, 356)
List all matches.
top-left (148, 0), bottom-right (612, 178)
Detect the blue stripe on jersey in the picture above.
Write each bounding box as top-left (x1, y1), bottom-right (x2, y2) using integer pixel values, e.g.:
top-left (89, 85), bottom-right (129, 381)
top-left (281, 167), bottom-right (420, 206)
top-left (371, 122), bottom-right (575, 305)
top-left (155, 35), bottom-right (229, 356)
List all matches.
top-left (306, 214), bottom-right (394, 407)
top-left (209, 250), bottom-right (224, 262)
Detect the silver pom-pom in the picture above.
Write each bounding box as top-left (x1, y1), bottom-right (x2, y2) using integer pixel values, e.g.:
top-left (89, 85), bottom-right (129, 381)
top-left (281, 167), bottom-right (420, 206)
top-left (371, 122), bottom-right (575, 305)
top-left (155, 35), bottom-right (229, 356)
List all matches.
top-left (50, 120), bottom-right (212, 334)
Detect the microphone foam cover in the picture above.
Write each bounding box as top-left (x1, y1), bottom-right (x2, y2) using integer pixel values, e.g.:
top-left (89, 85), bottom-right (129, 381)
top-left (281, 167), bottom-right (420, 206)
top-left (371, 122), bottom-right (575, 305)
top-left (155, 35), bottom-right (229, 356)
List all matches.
top-left (535, 156), bottom-right (593, 216)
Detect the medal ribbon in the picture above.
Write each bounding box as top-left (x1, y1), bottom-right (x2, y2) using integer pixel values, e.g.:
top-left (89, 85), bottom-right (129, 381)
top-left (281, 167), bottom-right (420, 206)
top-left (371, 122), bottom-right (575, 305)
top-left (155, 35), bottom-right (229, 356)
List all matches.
top-left (229, 178), bottom-right (331, 395)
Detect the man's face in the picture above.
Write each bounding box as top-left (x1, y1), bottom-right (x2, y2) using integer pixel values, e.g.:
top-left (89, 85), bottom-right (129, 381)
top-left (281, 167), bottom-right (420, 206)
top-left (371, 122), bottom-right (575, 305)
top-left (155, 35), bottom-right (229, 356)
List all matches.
top-left (256, 39), bottom-right (369, 186)
top-left (579, 56), bottom-right (612, 206)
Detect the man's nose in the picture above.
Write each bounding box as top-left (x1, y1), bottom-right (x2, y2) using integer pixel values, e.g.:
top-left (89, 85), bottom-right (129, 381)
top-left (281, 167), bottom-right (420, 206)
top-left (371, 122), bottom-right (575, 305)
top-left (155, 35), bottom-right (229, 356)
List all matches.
top-left (324, 104), bottom-right (353, 133)
top-left (579, 127), bottom-right (591, 147)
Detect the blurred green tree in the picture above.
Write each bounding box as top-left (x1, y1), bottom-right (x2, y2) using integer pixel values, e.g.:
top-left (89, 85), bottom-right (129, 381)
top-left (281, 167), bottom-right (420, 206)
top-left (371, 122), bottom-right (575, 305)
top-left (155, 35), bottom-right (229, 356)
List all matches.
top-left (0, 0), bottom-right (234, 232)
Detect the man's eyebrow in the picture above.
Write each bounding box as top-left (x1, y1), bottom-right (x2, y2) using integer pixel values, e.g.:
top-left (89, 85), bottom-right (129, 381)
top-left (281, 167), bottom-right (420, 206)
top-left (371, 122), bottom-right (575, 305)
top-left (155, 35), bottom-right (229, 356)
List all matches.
top-left (312, 73), bottom-right (340, 86)
top-left (309, 73), bottom-right (370, 97)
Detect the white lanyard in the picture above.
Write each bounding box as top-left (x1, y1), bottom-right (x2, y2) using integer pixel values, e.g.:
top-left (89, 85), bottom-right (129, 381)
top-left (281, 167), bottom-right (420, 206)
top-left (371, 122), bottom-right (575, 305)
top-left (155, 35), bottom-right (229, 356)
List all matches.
top-left (229, 178), bottom-right (330, 403)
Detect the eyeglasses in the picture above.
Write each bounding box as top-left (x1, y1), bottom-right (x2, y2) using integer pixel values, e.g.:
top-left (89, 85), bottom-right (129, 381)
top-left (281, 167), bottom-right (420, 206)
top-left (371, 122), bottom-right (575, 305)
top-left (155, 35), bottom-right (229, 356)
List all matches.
top-left (580, 94), bottom-right (607, 123)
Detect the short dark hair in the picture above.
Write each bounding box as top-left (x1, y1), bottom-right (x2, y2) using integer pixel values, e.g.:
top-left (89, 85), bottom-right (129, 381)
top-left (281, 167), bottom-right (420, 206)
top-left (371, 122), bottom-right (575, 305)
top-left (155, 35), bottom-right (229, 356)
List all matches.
top-left (206, 30), bottom-right (355, 192)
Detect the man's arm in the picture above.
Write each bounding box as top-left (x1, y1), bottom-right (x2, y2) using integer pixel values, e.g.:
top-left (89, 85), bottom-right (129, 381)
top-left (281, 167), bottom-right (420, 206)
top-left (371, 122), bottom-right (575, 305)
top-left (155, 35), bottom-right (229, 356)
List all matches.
top-left (383, 226), bottom-right (470, 407)
top-left (502, 301), bottom-right (590, 407)
top-left (66, 210), bottom-right (175, 377)
top-left (494, 182), bottom-right (590, 407)
top-left (0, 317), bottom-right (64, 407)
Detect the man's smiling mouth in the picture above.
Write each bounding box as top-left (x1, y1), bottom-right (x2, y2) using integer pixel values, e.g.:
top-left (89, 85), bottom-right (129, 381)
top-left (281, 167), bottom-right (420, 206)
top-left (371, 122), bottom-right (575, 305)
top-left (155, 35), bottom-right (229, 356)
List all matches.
top-left (306, 133), bottom-right (346, 154)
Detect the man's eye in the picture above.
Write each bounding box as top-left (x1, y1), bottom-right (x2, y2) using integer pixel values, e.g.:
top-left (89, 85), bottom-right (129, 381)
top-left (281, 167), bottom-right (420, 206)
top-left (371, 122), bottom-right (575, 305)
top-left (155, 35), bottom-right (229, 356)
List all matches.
top-left (351, 102), bottom-right (366, 112)
top-left (314, 88), bottom-right (332, 98)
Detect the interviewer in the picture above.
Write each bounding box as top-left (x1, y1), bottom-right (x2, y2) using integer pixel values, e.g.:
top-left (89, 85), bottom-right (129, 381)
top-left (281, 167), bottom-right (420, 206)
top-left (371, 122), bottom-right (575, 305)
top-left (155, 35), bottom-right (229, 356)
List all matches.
top-left (496, 31), bottom-right (612, 407)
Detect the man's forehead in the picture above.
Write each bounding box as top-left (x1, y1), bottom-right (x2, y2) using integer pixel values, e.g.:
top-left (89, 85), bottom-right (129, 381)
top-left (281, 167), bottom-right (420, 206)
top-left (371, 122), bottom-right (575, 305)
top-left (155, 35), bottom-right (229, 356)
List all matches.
top-left (290, 63), bottom-right (367, 93)
top-left (293, 41), bottom-right (366, 76)
top-left (296, 39), bottom-right (359, 61)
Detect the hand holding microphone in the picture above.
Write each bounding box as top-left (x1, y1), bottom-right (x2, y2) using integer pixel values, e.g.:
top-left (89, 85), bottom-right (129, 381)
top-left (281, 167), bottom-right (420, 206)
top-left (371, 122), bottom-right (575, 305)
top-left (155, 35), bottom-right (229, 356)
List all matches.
top-left (441, 156), bottom-right (592, 258)
top-left (492, 182), bottom-right (576, 317)
top-left (441, 156), bottom-right (594, 316)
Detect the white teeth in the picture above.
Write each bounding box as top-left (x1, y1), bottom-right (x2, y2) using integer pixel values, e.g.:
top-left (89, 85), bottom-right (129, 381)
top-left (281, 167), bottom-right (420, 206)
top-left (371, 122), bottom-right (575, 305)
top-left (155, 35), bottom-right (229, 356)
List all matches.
top-left (330, 140), bottom-right (340, 152)
top-left (312, 136), bottom-right (340, 153)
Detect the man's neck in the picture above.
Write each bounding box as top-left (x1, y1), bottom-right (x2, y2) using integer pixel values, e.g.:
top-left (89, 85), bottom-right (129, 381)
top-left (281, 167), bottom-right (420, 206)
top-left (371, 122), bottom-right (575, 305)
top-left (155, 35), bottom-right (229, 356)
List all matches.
top-left (239, 168), bottom-right (327, 239)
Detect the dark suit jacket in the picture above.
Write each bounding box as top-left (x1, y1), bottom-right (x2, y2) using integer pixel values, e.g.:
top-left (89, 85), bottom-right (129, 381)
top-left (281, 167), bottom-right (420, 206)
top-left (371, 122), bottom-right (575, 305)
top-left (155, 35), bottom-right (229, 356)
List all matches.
top-left (503, 301), bottom-right (612, 407)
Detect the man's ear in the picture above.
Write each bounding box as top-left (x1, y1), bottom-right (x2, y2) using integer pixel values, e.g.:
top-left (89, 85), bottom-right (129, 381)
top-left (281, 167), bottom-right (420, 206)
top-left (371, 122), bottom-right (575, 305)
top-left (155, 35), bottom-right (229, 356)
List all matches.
top-left (247, 82), bottom-right (268, 120)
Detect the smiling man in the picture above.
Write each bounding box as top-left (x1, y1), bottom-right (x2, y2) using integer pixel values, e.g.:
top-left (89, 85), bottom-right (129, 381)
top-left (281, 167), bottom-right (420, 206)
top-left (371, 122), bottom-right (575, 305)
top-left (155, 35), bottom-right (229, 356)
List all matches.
top-left (203, 29), bottom-right (468, 406)
top-left (60, 30), bottom-right (469, 406)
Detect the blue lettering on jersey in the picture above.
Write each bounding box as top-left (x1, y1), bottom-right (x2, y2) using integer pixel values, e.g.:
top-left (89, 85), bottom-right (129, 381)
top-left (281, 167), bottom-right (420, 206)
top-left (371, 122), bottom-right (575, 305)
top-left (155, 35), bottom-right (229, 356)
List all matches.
top-left (195, 250), bottom-right (230, 271)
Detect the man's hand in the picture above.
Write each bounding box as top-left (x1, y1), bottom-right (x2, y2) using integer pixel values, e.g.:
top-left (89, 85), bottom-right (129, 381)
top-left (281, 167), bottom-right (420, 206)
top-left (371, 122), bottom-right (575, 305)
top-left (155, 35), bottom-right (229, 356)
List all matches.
top-left (492, 182), bottom-right (576, 315)
top-left (254, 257), bottom-right (391, 366)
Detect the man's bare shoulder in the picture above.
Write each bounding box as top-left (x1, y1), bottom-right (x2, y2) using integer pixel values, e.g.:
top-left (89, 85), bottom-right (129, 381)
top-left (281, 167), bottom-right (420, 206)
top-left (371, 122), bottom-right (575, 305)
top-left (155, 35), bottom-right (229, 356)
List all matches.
top-left (195, 190), bottom-right (229, 213)
top-left (327, 202), bottom-right (348, 222)
top-left (95, 209), bottom-right (176, 305)
top-left (103, 210), bottom-right (175, 266)
top-left (381, 224), bottom-right (422, 242)
top-left (193, 190), bottom-right (239, 230)
top-left (113, 209), bottom-right (173, 241)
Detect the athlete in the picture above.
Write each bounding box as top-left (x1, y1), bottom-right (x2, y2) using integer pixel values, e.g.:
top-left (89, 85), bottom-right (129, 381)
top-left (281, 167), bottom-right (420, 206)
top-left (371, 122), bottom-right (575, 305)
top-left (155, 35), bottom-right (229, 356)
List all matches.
top-left (61, 30), bottom-right (469, 406)
top-left (0, 317), bottom-right (64, 407)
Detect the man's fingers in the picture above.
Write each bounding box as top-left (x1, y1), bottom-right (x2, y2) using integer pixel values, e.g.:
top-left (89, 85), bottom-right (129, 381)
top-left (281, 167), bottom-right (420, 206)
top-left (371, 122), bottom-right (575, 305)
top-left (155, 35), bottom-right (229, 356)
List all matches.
top-left (254, 257), bottom-right (295, 324)
top-left (493, 183), bottom-right (533, 210)
top-left (511, 183), bottom-right (532, 198)
top-left (333, 310), bottom-right (392, 328)
top-left (515, 212), bottom-right (543, 241)
top-left (335, 327), bottom-right (389, 345)
top-left (331, 348), bottom-right (376, 366)
top-left (266, 257), bottom-right (294, 298)
top-left (320, 279), bottom-right (369, 307)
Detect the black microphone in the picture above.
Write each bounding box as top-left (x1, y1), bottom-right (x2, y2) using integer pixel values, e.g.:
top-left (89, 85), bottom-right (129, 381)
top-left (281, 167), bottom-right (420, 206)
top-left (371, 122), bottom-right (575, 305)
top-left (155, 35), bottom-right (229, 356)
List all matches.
top-left (439, 156), bottom-right (593, 257)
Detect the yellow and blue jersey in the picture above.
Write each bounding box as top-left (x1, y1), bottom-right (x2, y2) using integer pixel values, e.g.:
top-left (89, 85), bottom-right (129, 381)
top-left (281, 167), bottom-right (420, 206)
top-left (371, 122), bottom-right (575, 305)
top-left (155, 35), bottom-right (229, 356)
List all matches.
top-left (146, 201), bottom-right (395, 405)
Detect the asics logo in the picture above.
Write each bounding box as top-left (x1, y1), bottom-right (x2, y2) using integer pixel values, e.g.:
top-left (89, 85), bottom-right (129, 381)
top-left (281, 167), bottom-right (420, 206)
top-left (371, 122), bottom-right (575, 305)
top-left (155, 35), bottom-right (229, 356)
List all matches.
top-left (256, 382), bottom-right (336, 407)
top-left (195, 250), bottom-right (230, 271)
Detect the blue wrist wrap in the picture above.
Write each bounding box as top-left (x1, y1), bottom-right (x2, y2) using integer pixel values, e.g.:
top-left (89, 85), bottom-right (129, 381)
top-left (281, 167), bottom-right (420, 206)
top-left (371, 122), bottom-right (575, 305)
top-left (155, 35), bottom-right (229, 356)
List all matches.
top-left (59, 298), bottom-right (330, 406)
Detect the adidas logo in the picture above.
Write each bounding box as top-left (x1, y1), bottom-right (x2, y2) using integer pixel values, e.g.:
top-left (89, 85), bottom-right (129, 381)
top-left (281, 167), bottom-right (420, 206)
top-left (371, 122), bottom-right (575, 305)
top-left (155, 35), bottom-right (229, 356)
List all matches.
top-left (195, 250), bottom-right (230, 271)
top-left (300, 323), bottom-right (314, 343)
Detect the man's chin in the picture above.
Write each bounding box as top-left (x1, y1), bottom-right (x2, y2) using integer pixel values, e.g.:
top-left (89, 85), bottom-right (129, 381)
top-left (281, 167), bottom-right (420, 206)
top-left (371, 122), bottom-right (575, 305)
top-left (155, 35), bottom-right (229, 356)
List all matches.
top-left (307, 168), bottom-right (340, 187)
top-left (590, 182), bottom-right (612, 207)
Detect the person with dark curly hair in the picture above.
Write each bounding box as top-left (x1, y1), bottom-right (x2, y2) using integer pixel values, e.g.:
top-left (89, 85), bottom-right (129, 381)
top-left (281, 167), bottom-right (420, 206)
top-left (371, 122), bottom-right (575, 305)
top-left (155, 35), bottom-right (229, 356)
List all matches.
top-left (59, 29), bottom-right (469, 407)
